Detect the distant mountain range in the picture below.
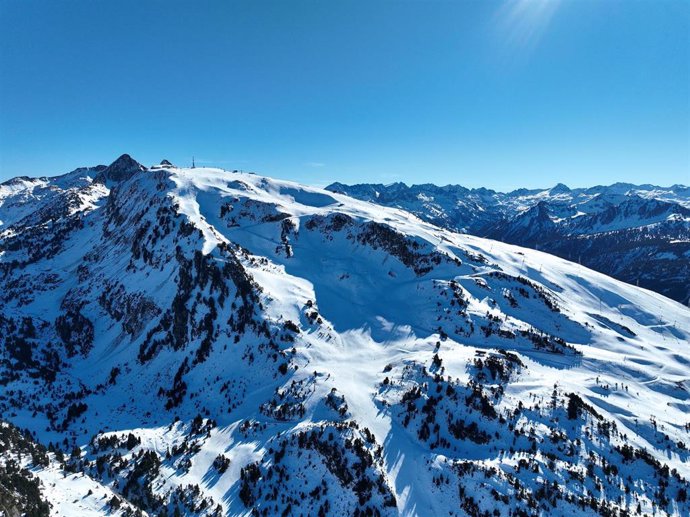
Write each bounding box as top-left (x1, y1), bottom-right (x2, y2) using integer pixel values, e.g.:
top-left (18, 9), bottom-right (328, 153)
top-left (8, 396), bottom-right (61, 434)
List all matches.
top-left (326, 181), bottom-right (690, 304)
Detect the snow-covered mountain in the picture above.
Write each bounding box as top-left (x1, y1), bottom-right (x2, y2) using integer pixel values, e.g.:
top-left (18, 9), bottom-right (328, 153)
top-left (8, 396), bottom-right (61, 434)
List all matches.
top-left (1, 155), bottom-right (689, 516)
top-left (326, 182), bottom-right (690, 304)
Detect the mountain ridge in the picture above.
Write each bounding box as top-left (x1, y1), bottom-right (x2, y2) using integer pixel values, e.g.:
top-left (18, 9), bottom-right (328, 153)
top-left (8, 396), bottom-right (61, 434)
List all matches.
top-left (0, 155), bottom-right (689, 516)
top-left (325, 180), bottom-right (690, 202)
top-left (326, 180), bottom-right (690, 304)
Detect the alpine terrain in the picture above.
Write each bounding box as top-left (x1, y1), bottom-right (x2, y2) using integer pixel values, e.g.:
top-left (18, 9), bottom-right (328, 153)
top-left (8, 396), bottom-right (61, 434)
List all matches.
top-left (0, 154), bottom-right (689, 517)
top-left (326, 182), bottom-right (690, 305)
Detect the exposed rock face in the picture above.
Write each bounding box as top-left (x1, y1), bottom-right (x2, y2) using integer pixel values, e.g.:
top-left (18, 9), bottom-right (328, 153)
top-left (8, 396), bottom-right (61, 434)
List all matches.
top-left (96, 153), bottom-right (147, 183)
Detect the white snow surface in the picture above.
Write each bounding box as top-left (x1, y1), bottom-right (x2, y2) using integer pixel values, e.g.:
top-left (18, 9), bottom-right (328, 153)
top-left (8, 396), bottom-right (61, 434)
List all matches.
top-left (0, 164), bottom-right (689, 516)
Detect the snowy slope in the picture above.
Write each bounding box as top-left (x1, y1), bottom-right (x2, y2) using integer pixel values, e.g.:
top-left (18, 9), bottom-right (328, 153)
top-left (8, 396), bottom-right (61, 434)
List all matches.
top-left (327, 181), bottom-right (690, 304)
top-left (0, 420), bottom-right (138, 517)
top-left (0, 155), bottom-right (689, 516)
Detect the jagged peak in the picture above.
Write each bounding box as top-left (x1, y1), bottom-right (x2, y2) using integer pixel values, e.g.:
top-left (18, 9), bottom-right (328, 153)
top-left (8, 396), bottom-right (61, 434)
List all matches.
top-left (95, 153), bottom-right (147, 183)
top-left (109, 153), bottom-right (143, 169)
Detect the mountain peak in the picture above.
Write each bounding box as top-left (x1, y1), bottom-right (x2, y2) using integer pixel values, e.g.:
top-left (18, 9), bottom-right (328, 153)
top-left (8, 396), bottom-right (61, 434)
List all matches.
top-left (96, 153), bottom-right (146, 183)
top-left (549, 182), bottom-right (570, 194)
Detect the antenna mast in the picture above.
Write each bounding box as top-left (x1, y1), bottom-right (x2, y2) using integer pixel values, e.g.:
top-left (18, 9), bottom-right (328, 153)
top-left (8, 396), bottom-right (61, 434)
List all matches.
top-left (192, 156), bottom-right (195, 169)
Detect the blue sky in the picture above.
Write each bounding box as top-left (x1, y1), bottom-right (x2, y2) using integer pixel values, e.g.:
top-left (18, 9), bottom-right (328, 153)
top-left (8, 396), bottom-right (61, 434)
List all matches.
top-left (0, 0), bottom-right (688, 190)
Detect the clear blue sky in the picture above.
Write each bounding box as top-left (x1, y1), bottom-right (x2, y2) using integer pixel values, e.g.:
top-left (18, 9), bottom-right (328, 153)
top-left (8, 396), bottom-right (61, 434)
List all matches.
top-left (0, 0), bottom-right (688, 190)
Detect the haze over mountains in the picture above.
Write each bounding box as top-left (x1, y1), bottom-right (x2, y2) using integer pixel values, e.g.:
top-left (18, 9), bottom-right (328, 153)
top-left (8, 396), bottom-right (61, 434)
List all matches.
top-left (326, 181), bottom-right (690, 305)
top-left (0, 155), bottom-right (688, 516)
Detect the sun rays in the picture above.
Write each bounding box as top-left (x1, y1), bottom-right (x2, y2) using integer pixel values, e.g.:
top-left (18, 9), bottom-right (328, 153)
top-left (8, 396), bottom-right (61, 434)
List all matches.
top-left (495, 0), bottom-right (561, 58)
